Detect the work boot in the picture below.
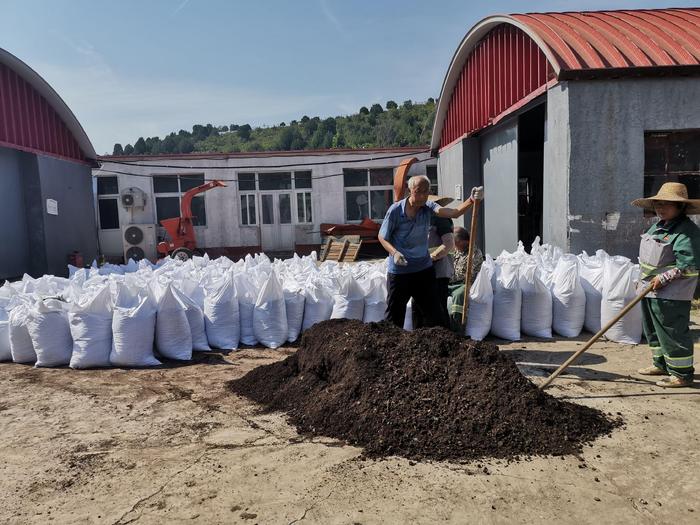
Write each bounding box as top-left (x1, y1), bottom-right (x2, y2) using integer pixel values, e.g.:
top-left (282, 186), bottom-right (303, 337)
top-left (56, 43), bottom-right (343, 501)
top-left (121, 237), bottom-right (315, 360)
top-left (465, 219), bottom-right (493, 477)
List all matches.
top-left (656, 376), bottom-right (693, 388)
top-left (637, 366), bottom-right (668, 376)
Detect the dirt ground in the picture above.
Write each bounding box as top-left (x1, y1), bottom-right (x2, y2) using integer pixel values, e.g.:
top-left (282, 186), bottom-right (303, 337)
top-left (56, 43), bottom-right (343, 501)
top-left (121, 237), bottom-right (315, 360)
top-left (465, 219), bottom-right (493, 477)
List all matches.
top-left (1, 314), bottom-right (699, 525)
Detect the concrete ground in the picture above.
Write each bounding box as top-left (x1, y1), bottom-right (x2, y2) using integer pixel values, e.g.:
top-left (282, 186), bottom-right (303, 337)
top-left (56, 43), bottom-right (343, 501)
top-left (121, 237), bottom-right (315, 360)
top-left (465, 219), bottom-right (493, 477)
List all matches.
top-left (1, 313), bottom-right (698, 525)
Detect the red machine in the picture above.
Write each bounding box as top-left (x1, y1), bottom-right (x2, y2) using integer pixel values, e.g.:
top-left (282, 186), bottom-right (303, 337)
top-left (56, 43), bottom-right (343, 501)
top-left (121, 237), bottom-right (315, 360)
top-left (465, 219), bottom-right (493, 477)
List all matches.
top-left (157, 180), bottom-right (226, 260)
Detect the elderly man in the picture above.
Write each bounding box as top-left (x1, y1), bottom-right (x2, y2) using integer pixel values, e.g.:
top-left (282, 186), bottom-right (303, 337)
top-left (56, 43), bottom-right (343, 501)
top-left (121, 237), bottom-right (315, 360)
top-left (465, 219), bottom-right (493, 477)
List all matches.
top-left (378, 175), bottom-right (483, 328)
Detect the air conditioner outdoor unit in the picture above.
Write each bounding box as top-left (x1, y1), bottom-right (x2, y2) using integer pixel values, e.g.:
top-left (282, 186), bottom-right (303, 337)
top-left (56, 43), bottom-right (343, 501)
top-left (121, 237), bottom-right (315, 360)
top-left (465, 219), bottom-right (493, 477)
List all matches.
top-left (122, 224), bottom-right (156, 262)
top-left (120, 187), bottom-right (147, 208)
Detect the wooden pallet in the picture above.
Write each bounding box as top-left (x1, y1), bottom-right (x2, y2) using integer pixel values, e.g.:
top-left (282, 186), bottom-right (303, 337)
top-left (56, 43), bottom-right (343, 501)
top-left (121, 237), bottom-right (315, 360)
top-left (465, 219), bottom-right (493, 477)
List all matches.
top-left (341, 240), bottom-right (363, 262)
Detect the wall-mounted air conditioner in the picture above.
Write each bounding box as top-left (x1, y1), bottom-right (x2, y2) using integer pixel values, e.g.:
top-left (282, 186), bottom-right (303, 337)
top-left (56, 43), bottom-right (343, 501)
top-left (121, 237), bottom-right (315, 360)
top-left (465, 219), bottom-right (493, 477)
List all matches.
top-left (120, 187), bottom-right (147, 208)
top-left (121, 224), bottom-right (156, 262)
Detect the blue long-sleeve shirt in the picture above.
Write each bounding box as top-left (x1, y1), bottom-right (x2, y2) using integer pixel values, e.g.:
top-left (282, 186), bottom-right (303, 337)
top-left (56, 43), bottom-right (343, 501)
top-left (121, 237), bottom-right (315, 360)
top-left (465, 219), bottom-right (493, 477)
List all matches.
top-left (379, 198), bottom-right (440, 274)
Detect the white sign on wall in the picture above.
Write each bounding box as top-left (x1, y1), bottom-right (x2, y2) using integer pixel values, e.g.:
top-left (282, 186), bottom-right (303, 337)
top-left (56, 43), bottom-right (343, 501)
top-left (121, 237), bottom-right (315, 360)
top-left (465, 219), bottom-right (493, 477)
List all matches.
top-left (455, 184), bottom-right (463, 201)
top-left (46, 199), bottom-right (58, 216)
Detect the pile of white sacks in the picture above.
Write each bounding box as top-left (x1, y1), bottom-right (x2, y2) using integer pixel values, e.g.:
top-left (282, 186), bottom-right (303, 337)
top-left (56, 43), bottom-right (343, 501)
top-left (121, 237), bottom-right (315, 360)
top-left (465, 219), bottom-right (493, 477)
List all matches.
top-left (0, 240), bottom-right (644, 369)
top-left (464, 238), bottom-right (643, 344)
top-left (0, 253), bottom-right (389, 369)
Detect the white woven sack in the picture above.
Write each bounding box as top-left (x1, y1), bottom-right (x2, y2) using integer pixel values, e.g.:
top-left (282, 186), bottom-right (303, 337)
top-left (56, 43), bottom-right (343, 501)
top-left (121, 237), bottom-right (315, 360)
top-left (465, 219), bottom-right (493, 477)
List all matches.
top-left (331, 275), bottom-right (365, 320)
top-left (283, 281), bottom-right (305, 343)
top-left (234, 272), bottom-right (258, 346)
top-left (254, 272), bottom-right (288, 349)
top-left (602, 256), bottom-right (642, 344)
top-left (578, 251), bottom-right (605, 333)
top-left (9, 303), bottom-right (37, 364)
top-left (466, 256), bottom-right (495, 341)
top-left (301, 279), bottom-right (333, 331)
top-left (69, 286), bottom-right (113, 369)
top-left (403, 299), bottom-right (413, 331)
top-left (362, 272), bottom-right (387, 323)
top-left (172, 286), bottom-right (210, 351)
top-left (551, 255), bottom-right (586, 337)
top-left (27, 299), bottom-right (73, 367)
top-left (491, 261), bottom-right (521, 341)
top-left (519, 262), bottom-right (552, 338)
top-left (156, 285), bottom-right (193, 360)
top-left (204, 273), bottom-right (240, 349)
top-left (110, 288), bottom-right (160, 367)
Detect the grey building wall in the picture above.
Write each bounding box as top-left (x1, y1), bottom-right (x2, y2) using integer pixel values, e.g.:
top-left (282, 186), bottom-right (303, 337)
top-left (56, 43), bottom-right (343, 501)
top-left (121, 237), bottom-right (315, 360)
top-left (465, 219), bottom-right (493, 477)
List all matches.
top-left (0, 147), bottom-right (30, 278)
top-left (36, 155), bottom-right (98, 276)
top-left (543, 84), bottom-right (570, 251)
top-left (565, 77), bottom-right (700, 259)
top-left (0, 148), bottom-right (98, 280)
top-left (436, 137), bottom-right (483, 246)
top-left (481, 122), bottom-right (519, 257)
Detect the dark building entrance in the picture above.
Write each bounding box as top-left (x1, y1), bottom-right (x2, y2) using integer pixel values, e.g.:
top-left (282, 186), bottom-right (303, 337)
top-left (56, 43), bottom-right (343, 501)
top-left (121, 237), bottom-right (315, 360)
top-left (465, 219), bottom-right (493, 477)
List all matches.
top-left (517, 103), bottom-right (545, 251)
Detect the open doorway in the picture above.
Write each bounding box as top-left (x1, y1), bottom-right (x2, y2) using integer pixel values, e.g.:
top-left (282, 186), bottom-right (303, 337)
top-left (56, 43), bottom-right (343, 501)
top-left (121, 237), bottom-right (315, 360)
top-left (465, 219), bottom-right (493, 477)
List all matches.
top-left (517, 103), bottom-right (545, 250)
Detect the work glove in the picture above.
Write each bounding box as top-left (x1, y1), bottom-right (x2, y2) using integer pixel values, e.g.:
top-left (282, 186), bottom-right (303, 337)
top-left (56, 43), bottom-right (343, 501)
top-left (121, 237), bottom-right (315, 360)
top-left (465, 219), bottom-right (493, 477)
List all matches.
top-left (392, 250), bottom-right (408, 266)
top-left (470, 186), bottom-right (484, 201)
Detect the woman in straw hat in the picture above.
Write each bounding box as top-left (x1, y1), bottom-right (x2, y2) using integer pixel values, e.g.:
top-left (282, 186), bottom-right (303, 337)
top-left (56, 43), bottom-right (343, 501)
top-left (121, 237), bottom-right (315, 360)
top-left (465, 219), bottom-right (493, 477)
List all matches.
top-left (632, 182), bottom-right (700, 387)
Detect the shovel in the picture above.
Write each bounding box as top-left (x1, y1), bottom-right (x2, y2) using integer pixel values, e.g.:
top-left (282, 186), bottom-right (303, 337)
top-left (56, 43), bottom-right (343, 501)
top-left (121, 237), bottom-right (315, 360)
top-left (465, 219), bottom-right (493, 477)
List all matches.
top-left (538, 282), bottom-right (655, 390)
top-left (461, 199), bottom-right (481, 327)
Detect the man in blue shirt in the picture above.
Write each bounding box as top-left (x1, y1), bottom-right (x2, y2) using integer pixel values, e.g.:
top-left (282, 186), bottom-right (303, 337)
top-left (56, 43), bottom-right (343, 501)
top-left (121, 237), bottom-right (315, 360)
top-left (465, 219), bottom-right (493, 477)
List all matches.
top-left (378, 175), bottom-right (483, 328)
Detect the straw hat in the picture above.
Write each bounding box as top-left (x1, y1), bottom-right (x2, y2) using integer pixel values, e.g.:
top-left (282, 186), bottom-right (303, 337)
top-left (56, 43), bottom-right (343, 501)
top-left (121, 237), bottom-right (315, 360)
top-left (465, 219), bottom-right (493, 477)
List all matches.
top-left (428, 195), bottom-right (454, 206)
top-left (631, 182), bottom-right (700, 215)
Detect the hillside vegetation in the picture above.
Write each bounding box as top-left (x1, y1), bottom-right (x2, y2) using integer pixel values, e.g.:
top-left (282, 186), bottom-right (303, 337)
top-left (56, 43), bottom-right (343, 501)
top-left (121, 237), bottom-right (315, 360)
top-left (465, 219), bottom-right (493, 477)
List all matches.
top-left (112, 99), bottom-right (436, 155)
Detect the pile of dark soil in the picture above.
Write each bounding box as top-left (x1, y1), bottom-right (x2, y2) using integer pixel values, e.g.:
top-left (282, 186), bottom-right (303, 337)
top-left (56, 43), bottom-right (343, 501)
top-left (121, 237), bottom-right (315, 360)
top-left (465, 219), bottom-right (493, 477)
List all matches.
top-left (228, 319), bottom-right (620, 461)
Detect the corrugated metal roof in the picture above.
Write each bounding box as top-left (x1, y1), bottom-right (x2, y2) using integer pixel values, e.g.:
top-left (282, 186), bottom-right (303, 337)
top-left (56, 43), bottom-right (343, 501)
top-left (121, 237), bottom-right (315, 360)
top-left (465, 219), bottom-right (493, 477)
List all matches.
top-left (512, 8), bottom-right (700, 74)
top-left (431, 7), bottom-right (700, 151)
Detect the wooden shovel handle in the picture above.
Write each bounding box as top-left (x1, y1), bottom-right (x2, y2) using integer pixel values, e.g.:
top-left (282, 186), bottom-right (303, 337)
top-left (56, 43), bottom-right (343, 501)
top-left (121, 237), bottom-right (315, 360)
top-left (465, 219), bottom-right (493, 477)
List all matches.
top-left (461, 199), bottom-right (480, 327)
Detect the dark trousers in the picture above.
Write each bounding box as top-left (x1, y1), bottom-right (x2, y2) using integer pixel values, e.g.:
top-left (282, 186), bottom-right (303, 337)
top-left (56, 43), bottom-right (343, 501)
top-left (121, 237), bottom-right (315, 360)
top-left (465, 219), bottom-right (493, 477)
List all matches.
top-left (386, 266), bottom-right (447, 329)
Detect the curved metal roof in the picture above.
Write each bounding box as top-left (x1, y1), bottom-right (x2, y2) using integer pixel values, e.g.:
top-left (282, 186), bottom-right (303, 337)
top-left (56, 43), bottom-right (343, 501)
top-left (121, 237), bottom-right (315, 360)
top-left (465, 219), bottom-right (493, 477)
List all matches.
top-left (431, 8), bottom-right (700, 151)
top-left (512, 8), bottom-right (700, 73)
top-left (0, 47), bottom-right (97, 161)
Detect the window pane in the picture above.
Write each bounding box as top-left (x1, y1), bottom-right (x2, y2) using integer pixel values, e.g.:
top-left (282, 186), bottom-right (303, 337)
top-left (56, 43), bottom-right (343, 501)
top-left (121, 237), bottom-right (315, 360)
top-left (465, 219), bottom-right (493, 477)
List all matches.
top-left (154, 176), bottom-right (179, 193)
top-left (97, 176), bottom-right (118, 195)
top-left (369, 168), bottom-right (393, 186)
top-left (297, 193), bottom-right (305, 223)
top-left (668, 132), bottom-right (700, 173)
top-left (259, 172), bottom-right (292, 190)
top-left (240, 195), bottom-right (249, 225)
top-left (644, 134), bottom-right (667, 174)
top-left (305, 192), bottom-right (312, 223)
top-left (238, 172), bottom-right (256, 191)
top-left (345, 191), bottom-right (369, 221)
top-left (370, 189), bottom-right (393, 219)
top-left (98, 198), bottom-right (119, 229)
top-left (248, 195), bottom-right (256, 225)
top-left (680, 174), bottom-right (700, 198)
top-left (180, 174), bottom-right (205, 192)
top-left (294, 170), bottom-right (312, 189)
top-left (155, 196), bottom-right (180, 224)
top-left (191, 196), bottom-right (206, 226)
top-left (343, 169), bottom-right (367, 187)
top-left (261, 194), bottom-right (274, 224)
top-left (279, 193), bottom-right (291, 224)
top-left (426, 165), bottom-right (438, 185)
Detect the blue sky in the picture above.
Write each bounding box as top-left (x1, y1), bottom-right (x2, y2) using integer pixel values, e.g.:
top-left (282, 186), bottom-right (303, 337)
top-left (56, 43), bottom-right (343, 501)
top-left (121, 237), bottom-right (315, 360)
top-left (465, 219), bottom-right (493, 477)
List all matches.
top-left (2, 0), bottom-right (697, 154)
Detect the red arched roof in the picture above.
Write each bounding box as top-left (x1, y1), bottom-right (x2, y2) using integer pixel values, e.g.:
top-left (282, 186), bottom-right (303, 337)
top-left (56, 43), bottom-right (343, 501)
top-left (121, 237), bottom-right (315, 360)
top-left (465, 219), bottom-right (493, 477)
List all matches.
top-left (0, 47), bottom-right (96, 163)
top-left (432, 8), bottom-right (700, 151)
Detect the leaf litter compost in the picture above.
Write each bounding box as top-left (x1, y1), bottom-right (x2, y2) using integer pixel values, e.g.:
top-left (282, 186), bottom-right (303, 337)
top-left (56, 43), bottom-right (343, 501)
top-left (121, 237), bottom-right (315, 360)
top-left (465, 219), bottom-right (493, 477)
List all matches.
top-left (228, 319), bottom-right (621, 462)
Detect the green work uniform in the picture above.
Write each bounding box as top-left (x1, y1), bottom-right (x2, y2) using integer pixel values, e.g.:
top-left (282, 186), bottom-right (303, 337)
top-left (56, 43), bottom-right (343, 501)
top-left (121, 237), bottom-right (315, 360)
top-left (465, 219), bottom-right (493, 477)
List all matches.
top-left (638, 215), bottom-right (700, 380)
top-left (449, 283), bottom-right (466, 332)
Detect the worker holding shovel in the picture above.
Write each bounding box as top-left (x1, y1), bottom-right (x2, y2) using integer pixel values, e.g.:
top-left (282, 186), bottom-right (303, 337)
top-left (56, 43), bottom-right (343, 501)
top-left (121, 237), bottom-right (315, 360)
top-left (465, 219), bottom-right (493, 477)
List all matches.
top-left (378, 175), bottom-right (483, 329)
top-left (632, 182), bottom-right (700, 388)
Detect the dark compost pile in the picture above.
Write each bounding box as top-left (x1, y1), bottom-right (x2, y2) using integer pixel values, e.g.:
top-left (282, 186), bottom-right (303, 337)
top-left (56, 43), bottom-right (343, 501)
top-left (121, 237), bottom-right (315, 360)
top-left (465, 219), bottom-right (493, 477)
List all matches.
top-left (228, 319), bottom-right (620, 461)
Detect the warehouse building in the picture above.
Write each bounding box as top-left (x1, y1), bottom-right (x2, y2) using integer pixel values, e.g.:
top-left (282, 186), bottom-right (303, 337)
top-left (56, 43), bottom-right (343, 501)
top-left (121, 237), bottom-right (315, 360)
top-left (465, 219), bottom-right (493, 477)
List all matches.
top-left (96, 148), bottom-right (436, 260)
top-left (433, 7), bottom-right (700, 259)
top-left (0, 47), bottom-right (98, 279)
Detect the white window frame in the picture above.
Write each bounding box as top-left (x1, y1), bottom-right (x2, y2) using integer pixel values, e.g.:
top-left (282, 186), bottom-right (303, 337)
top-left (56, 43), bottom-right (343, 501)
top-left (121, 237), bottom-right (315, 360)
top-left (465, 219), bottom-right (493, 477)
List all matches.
top-left (296, 191), bottom-right (313, 224)
top-left (96, 176), bottom-right (120, 230)
top-left (239, 193), bottom-right (257, 226)
top-left (343, 167), bottom-right (394, 223)
top-left (153, 174), bottom-right (207, 227)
